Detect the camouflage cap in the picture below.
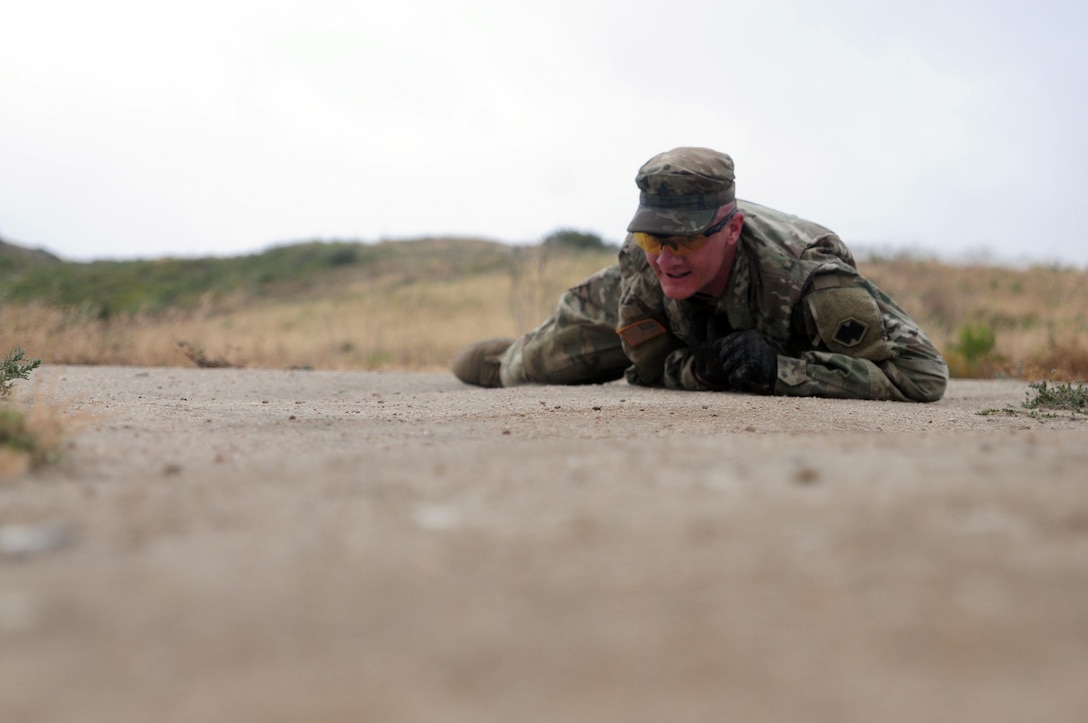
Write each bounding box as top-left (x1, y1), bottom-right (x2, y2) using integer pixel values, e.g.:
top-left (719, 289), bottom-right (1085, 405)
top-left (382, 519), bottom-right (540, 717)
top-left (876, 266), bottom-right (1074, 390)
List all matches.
top-left (627, 147), bottom-right (736, 235)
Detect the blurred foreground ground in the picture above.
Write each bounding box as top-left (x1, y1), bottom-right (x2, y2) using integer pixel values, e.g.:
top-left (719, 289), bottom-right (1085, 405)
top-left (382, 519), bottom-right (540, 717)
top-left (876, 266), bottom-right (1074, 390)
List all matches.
top-left (2, 367), bottom-right (1087, 722)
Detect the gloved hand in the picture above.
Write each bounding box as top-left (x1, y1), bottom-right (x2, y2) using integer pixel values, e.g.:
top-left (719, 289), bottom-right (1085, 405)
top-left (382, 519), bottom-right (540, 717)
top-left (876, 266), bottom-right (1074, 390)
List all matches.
top-left (688, 309), bottom-right (735, 389)
top-left (716, 330), bottom-right (778, 395)
top-left (692, 342), bottom-right (730, 389)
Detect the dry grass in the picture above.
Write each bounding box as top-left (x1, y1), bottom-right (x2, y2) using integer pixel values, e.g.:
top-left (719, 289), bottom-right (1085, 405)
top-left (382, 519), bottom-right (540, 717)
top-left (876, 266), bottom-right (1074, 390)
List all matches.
top-left (0, 247), bottom-right (613, 373)
top-left (2, 249), bottom-right (1085, 380)
top-left (860, 257), bottom-right (1088, 380)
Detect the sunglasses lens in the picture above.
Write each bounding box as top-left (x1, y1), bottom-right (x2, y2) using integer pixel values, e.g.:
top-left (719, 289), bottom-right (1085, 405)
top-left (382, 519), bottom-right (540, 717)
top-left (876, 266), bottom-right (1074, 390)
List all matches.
top-left (632, 233), bottom-right (661, 253)
top-left (633, 232), bottom-right (708, 256)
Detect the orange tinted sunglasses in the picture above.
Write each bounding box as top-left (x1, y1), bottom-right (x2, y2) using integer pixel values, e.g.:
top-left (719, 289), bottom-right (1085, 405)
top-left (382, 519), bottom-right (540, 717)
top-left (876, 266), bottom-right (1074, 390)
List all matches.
top-left (633, 209), bottom-right (736, 256)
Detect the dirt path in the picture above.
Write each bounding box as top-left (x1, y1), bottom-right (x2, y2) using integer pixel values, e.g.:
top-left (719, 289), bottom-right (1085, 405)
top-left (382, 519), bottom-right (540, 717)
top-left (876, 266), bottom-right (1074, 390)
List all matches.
top-left (3, 367), bottom-right (1087, 722)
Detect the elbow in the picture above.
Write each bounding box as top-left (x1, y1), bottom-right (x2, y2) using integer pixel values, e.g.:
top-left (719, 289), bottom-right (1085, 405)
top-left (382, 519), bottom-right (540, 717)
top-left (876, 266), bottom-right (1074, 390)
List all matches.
top-left (895, 358), bottom-right (949, 403)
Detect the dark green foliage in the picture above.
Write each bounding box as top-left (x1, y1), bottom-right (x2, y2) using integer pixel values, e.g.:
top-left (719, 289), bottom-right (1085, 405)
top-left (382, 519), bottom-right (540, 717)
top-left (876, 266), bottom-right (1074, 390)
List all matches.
top-left (945, 322), bottom-right (998, 377)
top-left (1, 348), bottom-right (42, 398)
top-left (952, 323), bottom-right (996, 363)
top-left (541, 228), bottom-right (615, 251)
top-left (1023, 380), bottom-right (1088, 413)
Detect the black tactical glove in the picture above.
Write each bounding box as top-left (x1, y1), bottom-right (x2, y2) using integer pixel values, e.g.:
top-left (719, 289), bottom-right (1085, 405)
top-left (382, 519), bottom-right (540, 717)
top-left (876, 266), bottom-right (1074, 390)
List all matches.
top-left (687, 305), bottom-right (735, 390)
top-left (716, 330), bottom-right (778, 395)
top-left (692, 342), bottom-right (730, 389)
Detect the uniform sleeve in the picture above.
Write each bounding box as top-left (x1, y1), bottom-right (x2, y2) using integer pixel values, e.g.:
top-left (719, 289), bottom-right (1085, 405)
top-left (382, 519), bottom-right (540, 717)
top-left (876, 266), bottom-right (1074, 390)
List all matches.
top-left (775, 274), bottom-right (948, 402)
top-left (660, 347), bottom-right (701, 390)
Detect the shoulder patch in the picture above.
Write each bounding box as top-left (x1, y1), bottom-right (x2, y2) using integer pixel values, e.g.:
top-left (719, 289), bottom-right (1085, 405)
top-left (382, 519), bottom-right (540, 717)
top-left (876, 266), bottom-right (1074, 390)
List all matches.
top-left (616, 318), bottom-right (668, 348)
top-left (804, 287), bottom-right (893, 361)
top-left (832, 318), bottom-right (869, 347)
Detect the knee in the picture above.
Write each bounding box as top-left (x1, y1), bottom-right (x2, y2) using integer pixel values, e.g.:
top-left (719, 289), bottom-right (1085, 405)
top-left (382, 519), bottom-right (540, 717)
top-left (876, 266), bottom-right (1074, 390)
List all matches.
top-left (521, 332), bottom-right (628, 385)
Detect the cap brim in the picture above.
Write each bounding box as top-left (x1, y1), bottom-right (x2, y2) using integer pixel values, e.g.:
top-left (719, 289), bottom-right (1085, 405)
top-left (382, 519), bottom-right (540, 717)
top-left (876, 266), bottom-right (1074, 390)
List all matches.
top-left (626, 205), bottom-right (718, 236)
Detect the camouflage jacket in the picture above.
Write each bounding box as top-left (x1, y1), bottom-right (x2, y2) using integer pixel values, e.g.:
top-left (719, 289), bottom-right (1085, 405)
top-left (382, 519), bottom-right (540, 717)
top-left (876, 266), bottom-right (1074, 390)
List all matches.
top-left (615, 200), bottom-right (948, 402)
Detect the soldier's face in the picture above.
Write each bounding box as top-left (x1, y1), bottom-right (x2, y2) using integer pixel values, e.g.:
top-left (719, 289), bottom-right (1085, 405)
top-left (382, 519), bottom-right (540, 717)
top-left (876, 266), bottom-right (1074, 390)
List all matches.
top-left (645, 211), bottom-right (742, 299)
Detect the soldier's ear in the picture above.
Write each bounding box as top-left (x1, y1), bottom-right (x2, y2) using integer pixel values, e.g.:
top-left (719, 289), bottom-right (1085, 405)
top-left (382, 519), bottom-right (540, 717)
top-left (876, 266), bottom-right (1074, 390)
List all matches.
top-left (728, 211), bottom-right (745, 239)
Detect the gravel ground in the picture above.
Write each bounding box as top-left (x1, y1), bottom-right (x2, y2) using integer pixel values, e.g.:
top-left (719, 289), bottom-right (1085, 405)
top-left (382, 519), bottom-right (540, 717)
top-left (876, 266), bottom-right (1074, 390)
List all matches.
top-left (2, 366), bottom-right (1087, 722)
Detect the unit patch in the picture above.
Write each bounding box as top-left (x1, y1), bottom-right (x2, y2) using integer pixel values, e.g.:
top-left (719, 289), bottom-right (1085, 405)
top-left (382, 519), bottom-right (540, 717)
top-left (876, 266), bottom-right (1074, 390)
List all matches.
top-left (832, 318), bottom-right (869, 348)
top-left (804, 285), bottom-right (893, 361)
top-left (616, 318), bottom-right (668, 348)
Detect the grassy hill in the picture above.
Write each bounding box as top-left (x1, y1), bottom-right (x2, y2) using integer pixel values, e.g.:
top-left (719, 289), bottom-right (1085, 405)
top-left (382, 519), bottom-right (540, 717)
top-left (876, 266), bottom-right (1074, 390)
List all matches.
top-left (0, 237), bottom-right (516, 317)
top-left (0, 239), bottom-right (62, 273)
top-left (1, 236), bottom-right (1086, 378)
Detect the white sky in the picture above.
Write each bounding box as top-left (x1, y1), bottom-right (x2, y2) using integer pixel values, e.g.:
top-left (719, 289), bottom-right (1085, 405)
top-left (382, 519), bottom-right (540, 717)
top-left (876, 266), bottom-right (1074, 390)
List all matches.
top-left (2, 0), bottom-right (1086, 265)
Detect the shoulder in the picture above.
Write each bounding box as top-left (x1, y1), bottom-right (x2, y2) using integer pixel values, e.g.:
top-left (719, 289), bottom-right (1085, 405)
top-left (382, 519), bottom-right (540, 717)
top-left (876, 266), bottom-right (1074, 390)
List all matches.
top-left (738, 200), bottom-right (855, 267)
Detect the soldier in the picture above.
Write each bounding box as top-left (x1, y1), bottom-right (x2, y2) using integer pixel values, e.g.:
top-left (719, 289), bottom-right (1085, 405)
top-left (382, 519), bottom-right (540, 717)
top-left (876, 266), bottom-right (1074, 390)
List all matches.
top-left (451, 147), bottom-right (948, 402)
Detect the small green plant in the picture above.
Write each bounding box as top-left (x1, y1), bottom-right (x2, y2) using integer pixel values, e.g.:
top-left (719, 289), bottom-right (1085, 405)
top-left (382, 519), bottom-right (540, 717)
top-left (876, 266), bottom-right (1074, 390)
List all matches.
top-left (977, 407), bottom-right (1018, 416)
top-left (1023, 380), bottom-right (1088, 414)
top-left (1, 347), bottom-right (42, 398)
top-left (947, 322), bottom-right (1000, 377)
top-left (952, 323), bottom-right (996, 364)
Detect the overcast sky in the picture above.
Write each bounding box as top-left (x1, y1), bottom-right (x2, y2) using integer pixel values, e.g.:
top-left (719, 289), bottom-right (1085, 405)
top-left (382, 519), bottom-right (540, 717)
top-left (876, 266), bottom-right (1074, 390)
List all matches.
top-left (2, 0), bottom-right (1086, 266)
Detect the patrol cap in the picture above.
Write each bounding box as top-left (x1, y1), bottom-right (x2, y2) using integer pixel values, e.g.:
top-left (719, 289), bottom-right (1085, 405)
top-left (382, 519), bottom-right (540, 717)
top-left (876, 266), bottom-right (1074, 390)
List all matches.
top-left (627, 147), bottom-right (736, 235)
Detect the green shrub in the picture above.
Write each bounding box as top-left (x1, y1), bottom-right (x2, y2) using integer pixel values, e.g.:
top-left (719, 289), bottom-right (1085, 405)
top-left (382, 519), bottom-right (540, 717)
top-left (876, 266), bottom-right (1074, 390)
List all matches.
top-left (1023, 380), bottom-right (1088, 413)
top-left (541, 228), bottom-right (614, 251)
top-left (1, 347), bottom-right (41, 398)
top-left (953, 323), bottom-right (996, 362)
top-left (947, 322), bottom-right (999, 376)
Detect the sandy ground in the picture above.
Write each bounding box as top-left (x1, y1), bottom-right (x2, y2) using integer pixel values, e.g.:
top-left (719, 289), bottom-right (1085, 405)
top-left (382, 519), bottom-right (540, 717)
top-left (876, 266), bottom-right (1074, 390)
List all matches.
top-left (2, 366), bottom-right (1087, 722)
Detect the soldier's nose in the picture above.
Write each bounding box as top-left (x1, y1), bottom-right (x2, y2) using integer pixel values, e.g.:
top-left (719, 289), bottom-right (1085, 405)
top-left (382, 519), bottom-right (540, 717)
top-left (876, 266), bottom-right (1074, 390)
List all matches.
top-left (658, 247), bottom-right (684, 264)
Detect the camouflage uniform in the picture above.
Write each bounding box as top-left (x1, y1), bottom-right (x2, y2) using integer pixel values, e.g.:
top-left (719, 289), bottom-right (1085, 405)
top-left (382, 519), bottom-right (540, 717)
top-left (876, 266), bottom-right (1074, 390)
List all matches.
top-left (495, 149), bottom-right (948, 402)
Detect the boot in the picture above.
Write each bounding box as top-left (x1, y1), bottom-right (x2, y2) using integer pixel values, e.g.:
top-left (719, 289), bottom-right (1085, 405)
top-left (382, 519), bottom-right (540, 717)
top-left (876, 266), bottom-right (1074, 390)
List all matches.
top-left (450, 338), bottom-right (513, 388)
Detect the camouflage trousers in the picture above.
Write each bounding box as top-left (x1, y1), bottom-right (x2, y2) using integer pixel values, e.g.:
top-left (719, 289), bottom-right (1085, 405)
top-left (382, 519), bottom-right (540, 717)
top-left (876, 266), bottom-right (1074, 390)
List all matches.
top-left (499, 264), bottom-right (630, 386)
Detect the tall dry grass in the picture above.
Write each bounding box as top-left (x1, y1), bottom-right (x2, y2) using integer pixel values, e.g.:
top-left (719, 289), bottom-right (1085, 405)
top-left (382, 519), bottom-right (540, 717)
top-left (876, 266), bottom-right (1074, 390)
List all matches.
top-left (860, 257), bottom-right (1088, 379)
top-left (0, 246), bottom-right (614, 372)
top-left (3, 248), bottom-right (1086, 380)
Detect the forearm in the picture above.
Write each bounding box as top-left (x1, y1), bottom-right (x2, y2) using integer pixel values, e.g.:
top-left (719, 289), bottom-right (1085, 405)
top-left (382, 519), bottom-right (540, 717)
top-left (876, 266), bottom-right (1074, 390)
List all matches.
top-left (776, 351), bottom-right (948, 402)
top-left (783, 272), bottom-right (949, 402)
top-left (658, 345), bottom-right (948, 402)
